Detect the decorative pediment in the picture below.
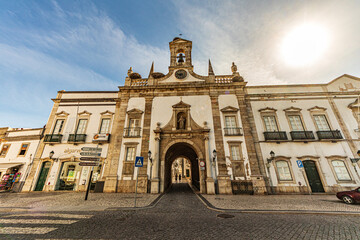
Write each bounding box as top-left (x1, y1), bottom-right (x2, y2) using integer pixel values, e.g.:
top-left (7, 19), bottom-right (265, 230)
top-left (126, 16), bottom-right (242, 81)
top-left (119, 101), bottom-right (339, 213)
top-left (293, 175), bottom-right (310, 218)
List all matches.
top-left (126, 108), bottom-right (144, 114)
top-left (78, 110), bottom-right (92, 116)
top-left (221, 106), bottom-right (239, 113)
top-left (172, 101), bottom-right (191, 109)
top-left (100, 110), bottom-right (114, 116)
top-left (55, 111), bottom-right (69, 117)
top-left (283, 107), bottom-right (302, 112)
top-left (258, 107), bottom-right (277, 113)
top-left (307, 106), bottom-right (327, 112)
top-left (348, 99), bottom-right (360, 110)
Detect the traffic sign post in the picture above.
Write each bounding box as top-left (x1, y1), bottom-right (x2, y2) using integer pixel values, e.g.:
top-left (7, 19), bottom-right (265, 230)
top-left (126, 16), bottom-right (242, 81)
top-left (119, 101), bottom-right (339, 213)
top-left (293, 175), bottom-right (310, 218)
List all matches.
top-left (83, 145), bottom-right (102, 201)
top-left (199, 160), bottom-right (205, 171)
top-left (134, 156), bottom-right (144, 208)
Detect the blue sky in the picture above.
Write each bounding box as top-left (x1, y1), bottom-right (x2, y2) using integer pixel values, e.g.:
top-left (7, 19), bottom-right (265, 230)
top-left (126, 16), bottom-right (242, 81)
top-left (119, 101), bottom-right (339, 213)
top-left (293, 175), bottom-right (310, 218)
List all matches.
top-left (1, 0), bottom-right (359, 128)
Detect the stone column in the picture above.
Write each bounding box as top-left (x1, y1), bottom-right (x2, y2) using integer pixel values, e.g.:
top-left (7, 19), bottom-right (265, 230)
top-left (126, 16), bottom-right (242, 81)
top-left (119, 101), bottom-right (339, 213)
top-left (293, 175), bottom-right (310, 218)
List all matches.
top-left (103, 93), bottom-right (129, 192)
top-left (151, 131), bottom-right (161, 193)
top-left (137, 97), bottom-right (154, 193)
top-left (204, 135), bottom-right (215, 194)
top-left (210, 94), bottom-right (232, 194)
top-left (236, 91), bottom-right (267, 194)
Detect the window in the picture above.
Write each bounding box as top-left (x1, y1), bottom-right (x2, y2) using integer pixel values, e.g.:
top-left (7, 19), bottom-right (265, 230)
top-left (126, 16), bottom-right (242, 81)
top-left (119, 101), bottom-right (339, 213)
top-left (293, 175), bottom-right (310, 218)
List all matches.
top-left (99, 118), bottom-right (111, 134)
top-left (53, 119), bottom-right (64, 134)
top-left (225, 116), bottom-right (237, 128)
top-left (18, 143), bottom-right (29, 156)
top-left (332, 160), bottom-right (351, 181)
top-left (128, 118), bottom-right (140, 136)
top-left (0, 144), bottom-right (10, 157)
top-left (313, 114), bottom-right (330, 131)
top-left (288, 115), bottom-right (304, 131)
top-left (275, 160), bottom-right (293, 181)
top-left (263, 116), bottom-right (278, 131)
top-left (125, 147), bottom-right (135, 161)
top-left (230, 145), bottom-right (242, 161)
top-left (76, 119), bottom-right (88, 134)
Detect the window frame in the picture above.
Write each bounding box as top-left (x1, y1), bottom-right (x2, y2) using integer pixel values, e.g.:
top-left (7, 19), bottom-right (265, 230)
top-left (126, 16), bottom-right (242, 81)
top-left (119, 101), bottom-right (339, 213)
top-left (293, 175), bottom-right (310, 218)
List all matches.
top-left (273, 157), bottom-right (296, 184)
top-left (259, 107), bottom-right (280, 132)
top-left (98, 118), bottom-right (112, 134)
top-left (326, 156), bottom-right (355, 183)
top-left (0, 144), bottom-right (11, 158)
top-left (308, 106), bottom-right (333, 131)
top-left (18, 143), bottom-right (30, 157)
top-left (98, 110), bottom-right (114, 135)
top-left (52, 119), bottom-right (66, 135)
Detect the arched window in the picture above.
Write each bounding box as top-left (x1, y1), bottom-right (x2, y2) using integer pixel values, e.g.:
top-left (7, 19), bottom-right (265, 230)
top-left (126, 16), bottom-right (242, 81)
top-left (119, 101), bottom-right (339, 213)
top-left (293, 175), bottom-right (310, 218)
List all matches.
top-left (331, 160), bottom-right (351, 181)
top-left (275, 160), bottom-right (292, 181)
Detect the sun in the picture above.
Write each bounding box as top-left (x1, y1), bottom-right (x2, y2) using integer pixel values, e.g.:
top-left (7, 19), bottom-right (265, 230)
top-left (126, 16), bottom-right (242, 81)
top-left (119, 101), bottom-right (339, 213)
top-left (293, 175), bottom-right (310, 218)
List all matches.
top-left (281, 23), bottom-right (329, 67)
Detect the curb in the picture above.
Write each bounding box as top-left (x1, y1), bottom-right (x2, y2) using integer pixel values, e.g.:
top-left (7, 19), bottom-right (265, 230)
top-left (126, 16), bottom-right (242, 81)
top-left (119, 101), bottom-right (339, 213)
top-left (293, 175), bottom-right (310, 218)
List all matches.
top-left (195, 193), bottom-right (360, 216)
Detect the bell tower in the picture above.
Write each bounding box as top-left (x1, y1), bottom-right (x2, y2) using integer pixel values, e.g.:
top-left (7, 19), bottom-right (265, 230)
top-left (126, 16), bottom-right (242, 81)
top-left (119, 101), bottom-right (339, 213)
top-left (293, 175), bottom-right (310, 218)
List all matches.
top-left (169, 37), bottom-right (193, 71)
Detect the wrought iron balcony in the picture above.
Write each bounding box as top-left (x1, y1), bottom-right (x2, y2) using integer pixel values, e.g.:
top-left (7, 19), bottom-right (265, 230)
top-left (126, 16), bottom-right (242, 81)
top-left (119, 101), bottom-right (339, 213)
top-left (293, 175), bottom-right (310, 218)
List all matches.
top-left (264, 131), bottom-right (288, 141)
top-left (224, 127), bottom-right (243, 136)
top-left (124, 127), bottom-right (141, 137)
top-left (44, 134), bottom-right (62, 143)
top-left (68, 134), bottom-right (87, 142)
top-left (290, 131), bottom-right (315, 140)
top-left (316, 130), bottom-right (343, 140)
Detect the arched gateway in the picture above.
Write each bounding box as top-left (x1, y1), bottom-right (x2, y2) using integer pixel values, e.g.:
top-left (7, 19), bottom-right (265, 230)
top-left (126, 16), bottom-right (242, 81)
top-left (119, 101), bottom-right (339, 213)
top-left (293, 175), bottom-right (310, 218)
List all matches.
top-left (163, 141), bottom-right (202, 192)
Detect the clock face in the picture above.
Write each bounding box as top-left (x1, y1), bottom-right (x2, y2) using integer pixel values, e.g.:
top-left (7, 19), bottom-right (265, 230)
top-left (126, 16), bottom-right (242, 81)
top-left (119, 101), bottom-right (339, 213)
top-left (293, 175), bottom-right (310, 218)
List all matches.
top-left (175, 70), bottom-right (187, 79)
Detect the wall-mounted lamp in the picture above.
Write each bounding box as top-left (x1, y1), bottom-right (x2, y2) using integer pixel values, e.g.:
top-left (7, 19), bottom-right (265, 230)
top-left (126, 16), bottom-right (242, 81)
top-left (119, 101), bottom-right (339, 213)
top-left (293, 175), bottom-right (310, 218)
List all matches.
top-left (148, 150), bottom-right (152, 164)
top-left (49, 150), bottom-right (58, 162)
top-left (212, 149), bottom-right (217, 162)
top-left (267, 151), bottom-right (275, 164)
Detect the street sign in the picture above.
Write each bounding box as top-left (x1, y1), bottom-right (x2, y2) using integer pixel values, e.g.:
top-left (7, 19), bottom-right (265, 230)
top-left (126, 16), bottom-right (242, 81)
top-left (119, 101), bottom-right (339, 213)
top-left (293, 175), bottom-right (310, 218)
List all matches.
top-left (81, 147), bottom-right (102, 152)
top-left (79, 162), bottom-right (99, 166)
top-left (297, 160), bottom-right (304, 168)
top-left (135, 156), bottom-right (144, 167)
top-left (199, 160), bottom-right (205, 170)
top-left (80, 157), bottom-right (100, 161)
top-left (80, 152), bottom-right (101, 157)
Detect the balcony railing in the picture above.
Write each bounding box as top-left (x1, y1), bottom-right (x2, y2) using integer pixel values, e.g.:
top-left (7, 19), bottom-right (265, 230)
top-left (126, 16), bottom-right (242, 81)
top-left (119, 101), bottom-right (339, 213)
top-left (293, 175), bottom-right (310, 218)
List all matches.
top-left (124, 127), bottom-right (141, 137)
top-left (224, 127), bottom-right (243, 136)
top-left (44, 134), bottom-right (62, 143)
top-left (290, 131), bottom-right (315, 140)
top-left (264, 131), bottom-right (288, 141)
top-left (317, 130), bottom-right (343, 140)
top-left (68, 134), bottom-right (87, 142)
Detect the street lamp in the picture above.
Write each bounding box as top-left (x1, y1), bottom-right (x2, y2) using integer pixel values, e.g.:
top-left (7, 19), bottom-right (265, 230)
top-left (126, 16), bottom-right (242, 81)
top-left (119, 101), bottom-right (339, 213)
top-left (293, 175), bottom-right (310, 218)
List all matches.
top-left (212, 149), bottom-right (217, 163)
top-left (266, 151), bottom-right (275, 194)
top-left (148, 150), bottom-right (153, 180)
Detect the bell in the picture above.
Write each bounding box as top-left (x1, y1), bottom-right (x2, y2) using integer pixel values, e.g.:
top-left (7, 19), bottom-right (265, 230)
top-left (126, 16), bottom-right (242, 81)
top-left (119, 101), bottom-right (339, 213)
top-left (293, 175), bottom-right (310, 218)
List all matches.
top-left (177, 53), bottom-right (185, 63)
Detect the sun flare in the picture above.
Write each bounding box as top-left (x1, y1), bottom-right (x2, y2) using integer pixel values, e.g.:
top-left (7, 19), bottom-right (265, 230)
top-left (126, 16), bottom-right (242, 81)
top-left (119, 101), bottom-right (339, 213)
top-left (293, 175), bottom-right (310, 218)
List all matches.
top-left (281, 23), bottom-right (329, 67)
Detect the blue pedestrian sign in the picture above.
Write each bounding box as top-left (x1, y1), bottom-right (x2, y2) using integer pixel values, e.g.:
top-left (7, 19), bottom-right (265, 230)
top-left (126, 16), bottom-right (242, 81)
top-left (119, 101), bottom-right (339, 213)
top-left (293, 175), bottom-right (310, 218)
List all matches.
top-left (135, 156), bottom-right (144, 167)
top-left (296, 160), bottom-right (304, 168)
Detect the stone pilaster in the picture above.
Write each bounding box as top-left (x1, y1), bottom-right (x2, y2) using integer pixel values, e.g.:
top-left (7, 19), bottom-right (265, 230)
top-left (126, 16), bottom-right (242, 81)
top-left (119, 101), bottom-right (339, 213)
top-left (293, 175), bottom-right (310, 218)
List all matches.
top-left (103, 93), bottom-right (129, 192)
top-left (137, 97), bottom-right (154, 193)
top-left (210, 93), bottom-right (232, 194)
top-left (204, 135), bottom-right (215, 194)
top-left (151, 132), bottom-right (161, 193)
top-left (237, 91), bottom-right (267, 194)
top-left (22, 91), bottom-right (65, 192)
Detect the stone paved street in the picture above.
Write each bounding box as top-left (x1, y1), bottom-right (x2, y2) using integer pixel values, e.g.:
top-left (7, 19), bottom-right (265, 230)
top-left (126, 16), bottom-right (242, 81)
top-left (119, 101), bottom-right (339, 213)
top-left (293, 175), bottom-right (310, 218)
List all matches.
top-left (0, 183), bottom-right (360, 239)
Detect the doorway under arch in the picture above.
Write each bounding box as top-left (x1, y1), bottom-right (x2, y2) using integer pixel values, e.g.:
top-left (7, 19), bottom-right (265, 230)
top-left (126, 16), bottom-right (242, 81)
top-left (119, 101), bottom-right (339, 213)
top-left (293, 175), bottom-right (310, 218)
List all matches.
top-left (164, 142), bottom-right (200, 191)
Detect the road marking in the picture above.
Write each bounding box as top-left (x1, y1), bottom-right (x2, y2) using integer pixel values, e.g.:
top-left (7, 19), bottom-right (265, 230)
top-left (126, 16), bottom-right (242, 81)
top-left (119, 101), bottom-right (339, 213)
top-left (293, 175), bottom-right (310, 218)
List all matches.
top-left (0, 227), bottom-right (57, 234)
top-left (4, 213), bottom-right (92, 219)
top-left (0, 219), bottom-right (78, 224)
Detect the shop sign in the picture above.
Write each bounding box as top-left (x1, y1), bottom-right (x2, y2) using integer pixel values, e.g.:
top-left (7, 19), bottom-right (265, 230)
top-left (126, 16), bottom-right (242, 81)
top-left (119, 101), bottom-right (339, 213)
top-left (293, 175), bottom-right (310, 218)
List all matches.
top-left (79, 162), bottom-right (99, 166)
top-left (80, 152), bottom-right (101, 157)
top-left (81, 147), bottom-right (102, 152)
top-left (80, 157), bottom-right (100, 161)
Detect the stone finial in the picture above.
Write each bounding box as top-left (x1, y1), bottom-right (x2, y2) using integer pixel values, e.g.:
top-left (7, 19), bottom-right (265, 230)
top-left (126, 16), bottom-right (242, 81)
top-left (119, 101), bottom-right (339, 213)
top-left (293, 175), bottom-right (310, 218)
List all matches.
top-left (208, 60), bottom-right (214, 76)
top-left (157, 122), bottom-right (161, 127)
top-left (203, 121), bottom-right (208, 127)
top-left (231, 62), bottom-right (237, 74)
top-left (127, 67), bottom-right (133, 77)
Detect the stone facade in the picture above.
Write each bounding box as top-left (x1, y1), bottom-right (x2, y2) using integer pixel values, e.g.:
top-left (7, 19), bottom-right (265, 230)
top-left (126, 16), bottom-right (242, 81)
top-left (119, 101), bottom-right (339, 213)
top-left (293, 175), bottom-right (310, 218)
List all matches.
top-left (22, 38), bottom-right (360, 194)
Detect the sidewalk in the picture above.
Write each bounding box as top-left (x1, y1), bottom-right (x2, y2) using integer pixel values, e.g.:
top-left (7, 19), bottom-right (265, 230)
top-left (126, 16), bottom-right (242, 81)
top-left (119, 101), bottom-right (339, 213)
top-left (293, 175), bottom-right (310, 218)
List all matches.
top-left (200, 194), bottom-right (360, 214)
top-left (0, 192), bottom-right (160, 212)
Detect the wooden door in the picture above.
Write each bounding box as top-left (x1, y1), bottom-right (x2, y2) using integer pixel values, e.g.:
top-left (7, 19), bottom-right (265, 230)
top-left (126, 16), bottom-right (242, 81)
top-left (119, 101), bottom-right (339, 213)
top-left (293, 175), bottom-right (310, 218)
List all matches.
top-left (34, 161), bottom-right (51, 191)
top-left (303, 160), bottom-right (324, 193)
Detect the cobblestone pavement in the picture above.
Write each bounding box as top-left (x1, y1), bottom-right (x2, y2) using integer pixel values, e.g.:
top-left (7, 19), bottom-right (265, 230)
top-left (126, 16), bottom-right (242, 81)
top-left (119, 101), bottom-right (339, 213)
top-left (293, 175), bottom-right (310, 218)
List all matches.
top-left (1, 183), bottom-right (360, 239)
top-left (0, 191), bottom-right (159, 212)
top-left (202, 193), bottom-right (360, 213)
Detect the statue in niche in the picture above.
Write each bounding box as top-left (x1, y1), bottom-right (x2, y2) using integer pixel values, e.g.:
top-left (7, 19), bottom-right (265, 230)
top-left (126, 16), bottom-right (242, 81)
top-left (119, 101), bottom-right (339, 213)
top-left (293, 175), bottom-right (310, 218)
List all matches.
top-left (177, 113), bottom-right (186, 130)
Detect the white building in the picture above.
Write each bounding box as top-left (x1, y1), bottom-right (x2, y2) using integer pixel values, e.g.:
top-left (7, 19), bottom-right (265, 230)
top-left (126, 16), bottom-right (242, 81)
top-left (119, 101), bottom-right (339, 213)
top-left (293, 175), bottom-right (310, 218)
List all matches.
top-left (0, 128), bottom-right (43, 191)
top-left (22, 38), bottom-right (360, 194)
